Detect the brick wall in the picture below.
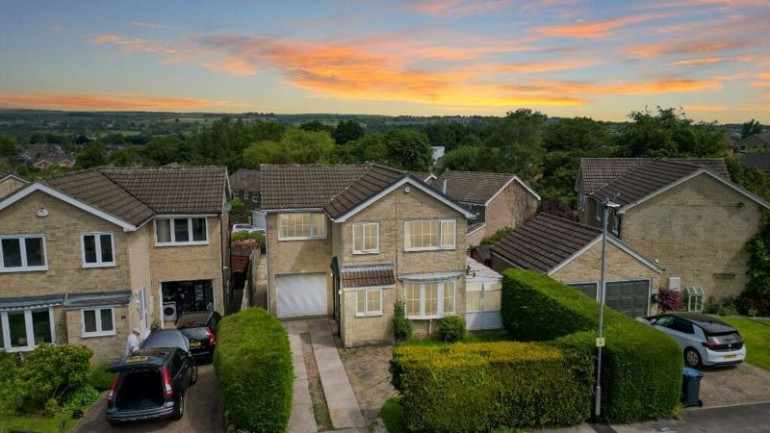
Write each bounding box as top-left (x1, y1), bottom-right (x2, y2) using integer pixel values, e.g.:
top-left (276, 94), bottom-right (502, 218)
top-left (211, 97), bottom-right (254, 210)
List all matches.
top-left (481, 182), bottom-right (538, 243)
top-left (65, 305), bottom-right (130, 364)
top-left (552, 240), bottom-right (660, 288)
top-left (0, 177), bottom-right (26, 198)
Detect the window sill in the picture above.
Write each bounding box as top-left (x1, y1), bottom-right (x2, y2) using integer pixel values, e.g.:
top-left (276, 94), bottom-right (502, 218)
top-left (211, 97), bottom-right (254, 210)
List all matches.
top-left (155, 241), bottom-right (210, 247)
top-left (278, 236), bottom-right (327, 242)
top-left (82, 332), bottom-right (117, 338)
top-left (404, 247), bottom-right (456, 252)
top-left (355, 312), bottom-right (383, 318)
top-left (82, 263), bottom-right (117, 269)
top-left (0, 266), bottom-right (49, 273)
top-left (352, 250), bottom-right (380, 255)
top-left (406, 315), bottom-right (452, 320)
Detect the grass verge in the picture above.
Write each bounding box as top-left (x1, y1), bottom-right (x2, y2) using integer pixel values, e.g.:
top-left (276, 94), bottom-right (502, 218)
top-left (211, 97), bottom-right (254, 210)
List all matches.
top-left (721, 316), bottom-right (770, 371)
top-left (0, 413), bottom-right (77, 433)
top-left (381, 397), bottom-right (406, 433)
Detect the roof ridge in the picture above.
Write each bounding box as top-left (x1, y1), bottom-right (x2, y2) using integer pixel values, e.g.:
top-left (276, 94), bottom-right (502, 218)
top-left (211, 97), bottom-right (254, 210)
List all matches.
top-left (326, 163), bottom-right (405, 207)
top-left (97, 168), bottom-right (161, 214)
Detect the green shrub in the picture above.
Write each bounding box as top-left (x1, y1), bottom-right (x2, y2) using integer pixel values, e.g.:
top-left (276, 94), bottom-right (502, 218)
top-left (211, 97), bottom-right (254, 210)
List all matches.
top-left (88, 362), bottom-right (114, 391)
top-left (503, 270), bottom-right (682, 423)
top-left (392, 299), bottom-right (413, 341)
top-left (438, 316), bottom-right (466, 342)
top-left (62, 385), bottom-right (100, 412)
top-left (17, 344), bottom-right (93, 414)
top-left (0, 353), bottom-right (21, 416)
top-left (391, 342), bottom-right (591, 432)
top-left (214, 307), bottom-right (293, 432)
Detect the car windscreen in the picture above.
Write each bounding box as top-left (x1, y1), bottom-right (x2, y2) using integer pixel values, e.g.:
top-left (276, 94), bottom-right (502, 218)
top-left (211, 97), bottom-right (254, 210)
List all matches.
top-left (180, 327), bottom-right (209, 340)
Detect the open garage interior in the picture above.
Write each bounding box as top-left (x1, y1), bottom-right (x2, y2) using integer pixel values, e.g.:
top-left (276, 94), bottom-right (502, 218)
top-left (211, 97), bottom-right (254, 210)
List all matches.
top-left (162, 280), bottom-right (215, 325)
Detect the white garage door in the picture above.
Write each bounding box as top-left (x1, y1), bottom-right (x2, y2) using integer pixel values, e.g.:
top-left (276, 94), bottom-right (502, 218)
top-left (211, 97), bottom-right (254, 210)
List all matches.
top-left (276, 274), bottom-right (328, 318)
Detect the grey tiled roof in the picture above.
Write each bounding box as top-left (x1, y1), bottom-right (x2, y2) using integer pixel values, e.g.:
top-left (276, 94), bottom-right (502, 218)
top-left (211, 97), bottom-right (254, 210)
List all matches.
top-left (579, 158), bottom-right (730, 196)
top-left (324, 165), bottom-right (406, 218)
top-left (230, 169), bottom-right (260, 192)
top-left (736, 132), bottom-right (770, 151)
top-left (259, 164), bottom-right (371, 209)
top-left (341, 264), bottom-right (395, 288)
top-left (590, 160), bottom-right (703, 207)
top-left (744, 153), bottom-right (770, 172)
top-left (428, 169), bottom-right (516, 204)
top-left (45, 165), bottom-right (228, 225)
top-left (491, 213), bottom-right (600, 273)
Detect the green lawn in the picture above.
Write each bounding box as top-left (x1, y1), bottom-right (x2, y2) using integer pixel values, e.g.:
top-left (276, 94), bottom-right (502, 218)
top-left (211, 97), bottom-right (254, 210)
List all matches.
top-left (0, 413), bottom-right (78, 433)
top-left (721, 316), bottom-right (770, 371)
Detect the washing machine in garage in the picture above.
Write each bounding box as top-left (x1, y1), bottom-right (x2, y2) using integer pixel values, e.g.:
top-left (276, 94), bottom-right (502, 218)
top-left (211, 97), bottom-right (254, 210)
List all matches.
top-left (163, 302), bottom-right (177, 323)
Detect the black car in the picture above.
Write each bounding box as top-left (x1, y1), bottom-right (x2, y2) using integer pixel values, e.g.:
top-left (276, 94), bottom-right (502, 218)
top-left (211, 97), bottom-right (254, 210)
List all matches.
top-left (105, 347), bottom-right (197, 426)
top-left (176, 311), bottom-right (222, 362)
top-left (140, 329), bottom-right (191, 352)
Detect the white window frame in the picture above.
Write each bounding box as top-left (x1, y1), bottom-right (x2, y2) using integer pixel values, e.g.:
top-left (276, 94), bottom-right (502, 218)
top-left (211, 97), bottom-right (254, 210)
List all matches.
top-left (81, 307), bottom-right (116, 337)
top-left (355, 288), bottom-right (383, 317)
top-left (277, 213), bottom-right (327, 241)
top-left (154, 217), bottom-right (209, 246)
top-left (0, 307), bottom-right (56, 352)
top-left (352, 222), bottom-right (380, 254)
top-left (242, 190), bottom-right (249, 200)
top-left (81, 232), bottom-right (116, 268)
top-left (251, 192), bottom-right (260, 203)
top-left (404, 219), bottom-right (456, 251)
top-left (402, 280), bottom-right (456, 319)
top-left (0, 235), bottom-right (48, 272)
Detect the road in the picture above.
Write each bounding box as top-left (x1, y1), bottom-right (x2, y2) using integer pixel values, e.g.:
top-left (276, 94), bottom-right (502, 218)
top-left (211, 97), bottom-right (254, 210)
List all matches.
top-left (72, 364), bottom-right (224, 433)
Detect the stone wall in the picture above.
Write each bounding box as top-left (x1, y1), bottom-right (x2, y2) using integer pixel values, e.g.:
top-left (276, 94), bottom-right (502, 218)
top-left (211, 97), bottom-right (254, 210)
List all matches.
top-left (0, 176), bottom-right (26, 198)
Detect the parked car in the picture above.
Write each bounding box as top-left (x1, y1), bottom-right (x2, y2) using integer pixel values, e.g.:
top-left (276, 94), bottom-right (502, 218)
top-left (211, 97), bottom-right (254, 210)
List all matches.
top-left (232, 223), bottom-right (265, 234)
top-left (176, 311), bottom-right (222, 362)
top-left (105, 346), bottom-right (197, 426)
top-left (638, 312), bottom-right (746, 367)
top-left (140, 329), bottom-right (191, 353)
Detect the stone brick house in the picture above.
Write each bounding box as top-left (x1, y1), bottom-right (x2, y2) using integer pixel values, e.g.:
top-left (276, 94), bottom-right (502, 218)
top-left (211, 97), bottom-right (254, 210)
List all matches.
top-left (229, 168), bottom-right (261, 210)
top-left (0, 166), bottom-right (230, 362)
top-left (0, 171), bottom-right (27, 198)
top-left (258, 163), bottom-right (475, 347)
top-left (427, 169), bottom-right (540, 246)
top-left (490, 213), bottom-right (661, 317)
top-left (578, 158), bottom-right (770, 304)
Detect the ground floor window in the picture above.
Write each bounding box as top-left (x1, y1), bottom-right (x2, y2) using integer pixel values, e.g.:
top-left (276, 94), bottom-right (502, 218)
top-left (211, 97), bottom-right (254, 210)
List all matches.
top-left (82, 307), bottom-right (115, 337)
top-left (402, 280), bottom-right (456, 319)
top-left (0, 308), bottom-right (54, 351)
top-left (355, 288), bottom-right (383, 316)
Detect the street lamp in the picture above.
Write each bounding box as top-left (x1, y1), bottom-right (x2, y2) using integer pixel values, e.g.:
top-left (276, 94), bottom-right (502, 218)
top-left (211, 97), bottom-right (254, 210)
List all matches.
top-left (595, 198), bottom-right (620, 420)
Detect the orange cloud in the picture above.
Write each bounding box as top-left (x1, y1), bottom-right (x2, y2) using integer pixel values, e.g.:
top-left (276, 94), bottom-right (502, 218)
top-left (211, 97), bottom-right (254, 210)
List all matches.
top-left (670, 57), bottom-right (726, 65)
top-left (535, 14), bottom-right (666, 39)
top-left (0, 93), bottom-right (240, 111)
top-left (202, 57), bottom-right (259, 76)
top-left (479, 59), bottom-right (597, 74)
top-left (92, 33), bottom-right (178, 55)
top-left (683, 104), bottom-right (726, 112)
top-left (407, 0), bottom-right (584, 16)
top-left (622, 39), bottom-right (757, 58)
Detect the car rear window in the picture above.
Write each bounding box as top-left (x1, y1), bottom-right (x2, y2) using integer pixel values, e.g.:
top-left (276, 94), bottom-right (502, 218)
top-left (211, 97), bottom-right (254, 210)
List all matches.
top-left (707, 332), bottom-right (742, 345)
top-left (180, 327), bottom-right (209, 339)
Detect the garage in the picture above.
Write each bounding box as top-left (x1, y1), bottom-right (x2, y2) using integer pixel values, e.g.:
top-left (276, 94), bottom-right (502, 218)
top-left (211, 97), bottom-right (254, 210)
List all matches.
top-left (276, 274), bottom-right (328, 318)
top-left (569, 279), bottom-right (650, 317)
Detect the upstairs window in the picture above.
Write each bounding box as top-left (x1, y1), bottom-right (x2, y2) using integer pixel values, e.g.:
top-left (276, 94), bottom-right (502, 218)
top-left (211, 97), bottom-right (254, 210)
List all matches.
top-left (352, 223), bottom-right (379, 254)
top-left (278, 213), bottom-right (327, 240)
top-left (0, 235), bottom-right (47, 272)
top-left (404, 219), bottom-right (456, 251)
top-left (81, 233), bottom-right (115, 267)
top-left (156, 217), bottom-right (208, 245)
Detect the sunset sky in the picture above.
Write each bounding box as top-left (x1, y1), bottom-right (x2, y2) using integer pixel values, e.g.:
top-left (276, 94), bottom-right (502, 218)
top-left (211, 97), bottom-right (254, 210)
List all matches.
top-left (1, 0), bottom-right (768, 123)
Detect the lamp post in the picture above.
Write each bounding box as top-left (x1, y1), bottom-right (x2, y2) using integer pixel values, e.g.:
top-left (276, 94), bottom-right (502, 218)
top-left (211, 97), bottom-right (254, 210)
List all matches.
top-left (595, 198), bottom-right (619, 420)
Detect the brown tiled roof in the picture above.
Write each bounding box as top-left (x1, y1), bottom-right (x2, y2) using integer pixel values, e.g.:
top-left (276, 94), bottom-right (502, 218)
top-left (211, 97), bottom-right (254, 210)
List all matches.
top-left (428, 169), bottom-right (515, 204)
top-left (259, 164), bottom-right (370, 209)
top-left (230, 169), bottom-right (260, 192)
top-left (591, 160), bottom-right (702, 207)
top-left (324, 165), bottom-right (406, 218)
top-left (579, 158), bottom-right (730, 195)
top-left (45, 165), bottom-right (227, 225)
top-left (491, 213), bottom-right (600, 273)
top-left (341, 264), bottom-right (395, 288)
top-left (736, 132), bottom-right (770, 151)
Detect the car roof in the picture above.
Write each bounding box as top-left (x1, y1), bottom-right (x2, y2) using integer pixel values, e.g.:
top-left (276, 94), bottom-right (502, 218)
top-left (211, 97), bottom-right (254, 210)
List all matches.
top-left (141, 329), bottom-right (190, 351)
top-left (664, 312), bottom-right (737, 333)
top-left (176, 311), bottom-right (212, 327)
top-left (107, 347), bottom-right (175, 372)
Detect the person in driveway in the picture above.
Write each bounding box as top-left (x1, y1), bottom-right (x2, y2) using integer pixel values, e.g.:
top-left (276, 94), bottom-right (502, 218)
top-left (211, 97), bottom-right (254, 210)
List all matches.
top-left (125, 329), bottom-right (140, 355)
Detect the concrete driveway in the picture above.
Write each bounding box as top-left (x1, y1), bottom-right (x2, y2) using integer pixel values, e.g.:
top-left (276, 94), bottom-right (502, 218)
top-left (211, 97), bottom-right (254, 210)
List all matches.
top-left (698, 362), bottom-right (770, 408)
top-left (72, 363), bottom-right (224, 433)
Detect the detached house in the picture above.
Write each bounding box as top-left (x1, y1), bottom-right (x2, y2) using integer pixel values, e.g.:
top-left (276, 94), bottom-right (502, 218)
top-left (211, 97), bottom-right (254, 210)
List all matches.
top-left (0, 166), bottom-right (230, 361)
top-left (578, 158), bottom-right (770, 304)
top-left (258, 163), bottom-right (475, 347)
top-left (427, 169), bottom-right (540, 246)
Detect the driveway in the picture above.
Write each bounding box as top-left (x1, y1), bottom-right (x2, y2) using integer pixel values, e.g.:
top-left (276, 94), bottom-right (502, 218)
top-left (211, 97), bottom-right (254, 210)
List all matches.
top-left (72, 364), bottom-right (224, 433)
top-left (698, 362), bottom-right (770, 408)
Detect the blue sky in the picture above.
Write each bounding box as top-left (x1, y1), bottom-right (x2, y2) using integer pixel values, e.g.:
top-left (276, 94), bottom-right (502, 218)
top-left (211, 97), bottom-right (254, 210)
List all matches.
top-left (0, 0), bottom-right (768, 123)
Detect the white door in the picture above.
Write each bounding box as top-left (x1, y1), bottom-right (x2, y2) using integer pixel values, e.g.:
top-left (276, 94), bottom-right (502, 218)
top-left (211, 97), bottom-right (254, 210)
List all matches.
top-left (466, 281), bottom-right (503, 330)
top-left (276, 274), bottom-right (328, 318)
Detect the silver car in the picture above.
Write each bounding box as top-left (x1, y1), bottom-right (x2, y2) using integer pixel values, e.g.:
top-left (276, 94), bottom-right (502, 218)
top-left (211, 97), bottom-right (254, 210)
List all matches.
top-left (639, 312), bottom-right (746, 367)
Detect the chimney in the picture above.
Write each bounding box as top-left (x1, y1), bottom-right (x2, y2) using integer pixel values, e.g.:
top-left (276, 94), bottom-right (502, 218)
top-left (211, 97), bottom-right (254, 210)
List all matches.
top-left (442, 179), bottom-right (447, 194)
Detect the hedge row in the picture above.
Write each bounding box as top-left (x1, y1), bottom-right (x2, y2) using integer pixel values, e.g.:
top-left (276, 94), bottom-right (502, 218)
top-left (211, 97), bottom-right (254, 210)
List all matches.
top-left (502, 269), bottom-right (683, 423)
top-left (391, 341), bottom-right (592, 432)
top-left (214, 307), bottom-right (293, 432)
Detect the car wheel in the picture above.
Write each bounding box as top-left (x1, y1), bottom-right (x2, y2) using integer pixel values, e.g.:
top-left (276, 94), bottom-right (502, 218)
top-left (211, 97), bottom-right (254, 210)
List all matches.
top-left (685, 347), bottom-right (702, 367)
top-left (191, 364), bottom-right (198, 385)
top-left (173, 393), bottom-right (184, 420)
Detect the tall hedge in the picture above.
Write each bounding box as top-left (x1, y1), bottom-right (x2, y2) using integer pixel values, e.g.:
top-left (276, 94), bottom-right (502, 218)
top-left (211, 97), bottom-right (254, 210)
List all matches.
top-left (391, 342), bottom-right (592, 432)
top-left (214, 307), bottom-right (293, 432)
top-left (502, 269), bottom-right (683, 423)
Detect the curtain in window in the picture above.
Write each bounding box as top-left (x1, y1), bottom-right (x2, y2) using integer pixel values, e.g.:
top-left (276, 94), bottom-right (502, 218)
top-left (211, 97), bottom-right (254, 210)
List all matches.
top-left (156, 220), bottom-right (171, 242)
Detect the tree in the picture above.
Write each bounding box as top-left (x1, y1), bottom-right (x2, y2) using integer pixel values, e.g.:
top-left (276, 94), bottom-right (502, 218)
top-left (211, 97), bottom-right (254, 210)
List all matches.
top-left (333, 120), bottom-right (365, 145)
top-left (0, 135), bottom-right (18, 158)
top-left (618, 107), bottom-right (725, 158)
top-left (742, 119), bottom-right (763, 139)
top-left (243, 129), bottom-right (336, 167)
top-left (438, 146), bottom-right (480, 172)
top-left (191, 118), bottom-right (285, 170)
top-left (543, 117), bottom-right (613, 154)
top-left (725, 156), bottom-right (770, 202)
top-left (143, 136), bottom-right (183, 166)
top-left (299, 121), bottom-right (334, 135)
top-left (75, 141), bottom-right (106, 169)
top-left (108, 146), bottom-right (144, 167)
top-left (384, 130), bottom-right (432, 171)
top-left (478, 109), bottom-right (547, 179)
top-left (337, 133), bottom-right (388, 164)
top-left (745, 214), bottom-right (770, 298)
top-left (422, 121), bottom-right (481, 152)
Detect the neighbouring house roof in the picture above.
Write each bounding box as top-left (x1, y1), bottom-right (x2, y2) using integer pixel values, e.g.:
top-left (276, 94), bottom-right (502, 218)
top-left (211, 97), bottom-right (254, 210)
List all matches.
top-left (466, 256), bottom-right (501, 282)
top-left (427, 169), bottom-right (540, 205)
top-left (230, 168), bottom-right (260, 192)
top-left (736, 132), bottom-right (770, 152)
top-left (743, 153), bottom-right (770, 172)
top-left (259, 163), bottom-right (475, 221)
top-left (408, 171), bottom-right (435, 182)
top-left (341, 264), bottom-right (396, 288)
top-left (578, 158), bottom-right (731, 196)
top-left (467, 222), bottom-right (486, 235)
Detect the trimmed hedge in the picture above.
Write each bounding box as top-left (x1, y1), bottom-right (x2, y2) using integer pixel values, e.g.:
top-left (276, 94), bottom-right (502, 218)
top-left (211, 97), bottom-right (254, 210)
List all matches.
top-left (391, 342), bottom-right (592, 432)
top-left (214, 307), bottom-right (293, 432)
top-left (502, 269), bottom-right (683, 423)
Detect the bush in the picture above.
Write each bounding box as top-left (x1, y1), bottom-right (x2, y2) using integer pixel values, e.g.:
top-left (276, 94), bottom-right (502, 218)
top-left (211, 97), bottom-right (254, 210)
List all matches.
top-left (62, 385), bottom-right (100, 412)
top-left (16, 344), bottom-right (93, 414)
top-left (392, 299), bottom-right (413, 341)
top-left (214, 307), bottom-right (293, 432)
top-left (501, 269), bottom-right (682, 423)
top-left (438, 316), bottom-right (466, 342)
top-left (88, 362), bottom-right (114, 391)
top-left (0, 353), bottom-right (21, 416)
top-left (657, 288), bottom-right (682, 312)
top-left (391, 342), bottom-right (591, 432)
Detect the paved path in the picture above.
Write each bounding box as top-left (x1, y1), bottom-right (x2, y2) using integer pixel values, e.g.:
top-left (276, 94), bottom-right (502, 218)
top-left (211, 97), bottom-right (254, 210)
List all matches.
top-left (72, 364), bottom-right (224, 433)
